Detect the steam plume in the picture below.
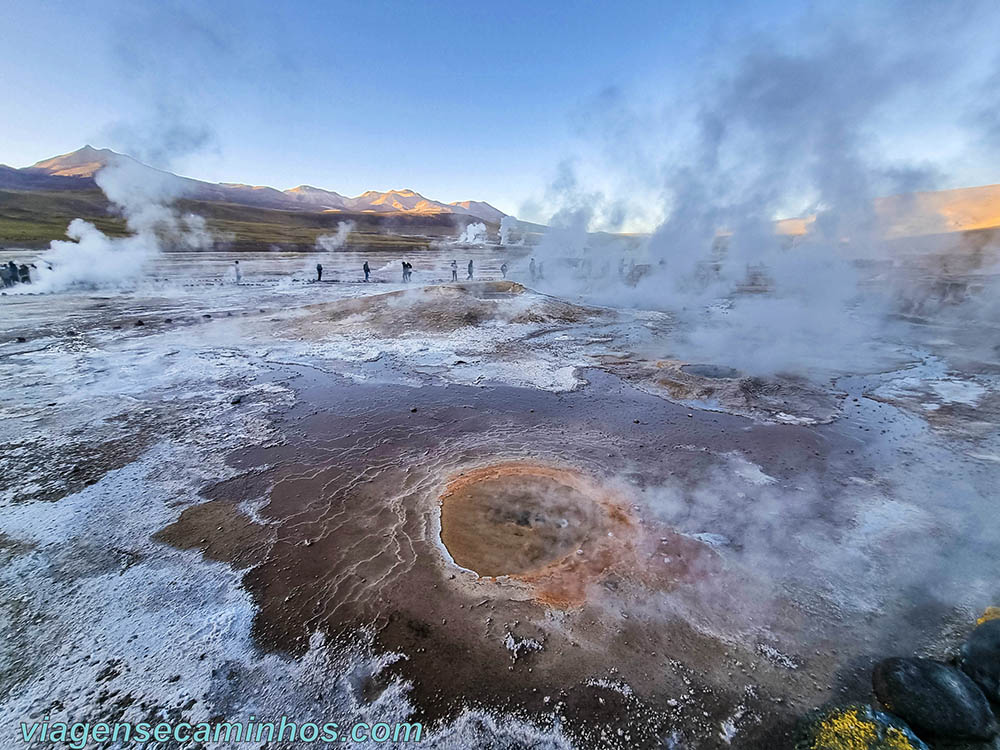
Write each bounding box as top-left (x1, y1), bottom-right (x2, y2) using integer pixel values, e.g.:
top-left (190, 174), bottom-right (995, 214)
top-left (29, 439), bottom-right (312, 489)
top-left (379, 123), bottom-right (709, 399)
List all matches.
top-left (528, 3), bottom-right (1000, 377)
top-left (499, 216), bottom-right (523, 246)
top-left (30, 157), bottom-right (212, 292)
top-left (458, 222), bottom-right (487, 245)
top-left (315, 221), bottom-right (355, 252)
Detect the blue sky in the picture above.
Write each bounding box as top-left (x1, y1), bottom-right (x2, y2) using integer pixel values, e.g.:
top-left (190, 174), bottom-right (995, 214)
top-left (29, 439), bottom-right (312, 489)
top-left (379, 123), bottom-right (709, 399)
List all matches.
top-left (2, 1), bottom-right (999, 226)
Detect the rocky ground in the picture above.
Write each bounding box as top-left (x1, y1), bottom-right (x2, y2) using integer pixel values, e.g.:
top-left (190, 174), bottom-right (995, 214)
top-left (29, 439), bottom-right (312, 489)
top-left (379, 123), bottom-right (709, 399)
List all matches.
top-left (1, 260), bottom-right (999, 748)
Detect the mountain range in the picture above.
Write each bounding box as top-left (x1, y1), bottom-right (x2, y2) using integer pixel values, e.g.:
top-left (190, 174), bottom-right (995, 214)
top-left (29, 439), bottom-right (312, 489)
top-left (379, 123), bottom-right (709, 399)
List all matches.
top-left (3, 147), bottom-right (1000, 245)
top-left (1, 146), bottom-right (507, 224)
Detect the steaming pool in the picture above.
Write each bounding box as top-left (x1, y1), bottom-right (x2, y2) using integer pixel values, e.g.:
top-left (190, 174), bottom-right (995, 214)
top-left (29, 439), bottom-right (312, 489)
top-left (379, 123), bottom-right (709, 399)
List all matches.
top-left (680, 363), bottom-right (743, 380)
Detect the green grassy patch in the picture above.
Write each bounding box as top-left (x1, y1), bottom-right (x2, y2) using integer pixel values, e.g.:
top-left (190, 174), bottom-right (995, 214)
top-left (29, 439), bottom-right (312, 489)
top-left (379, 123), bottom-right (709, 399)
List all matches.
top-left (0, 189), bottom-right (485, 252)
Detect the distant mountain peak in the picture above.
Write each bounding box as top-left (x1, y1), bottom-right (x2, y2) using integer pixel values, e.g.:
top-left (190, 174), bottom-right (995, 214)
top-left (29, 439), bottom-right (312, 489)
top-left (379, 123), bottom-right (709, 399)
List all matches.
top-left (28, 145), bottom-right (125, 177)
top-left (448, 200), bottom-right (506, 223)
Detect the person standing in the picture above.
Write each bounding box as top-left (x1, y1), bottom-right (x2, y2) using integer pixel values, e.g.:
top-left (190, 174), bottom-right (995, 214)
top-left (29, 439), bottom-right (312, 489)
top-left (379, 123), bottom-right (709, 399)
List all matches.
top-left (450, 259), bottom-right (458, 282)
top-left (316, 263), bottom-right (323, 282)
top-left (529, 257), bottom-right (536, 282)
top-left (234, 260), bottom-right (242, 284)
top-left (466, 259), bottom-right (474, 280)
top-left (500, 262), bottom-right (508, 279)
top-left (6, 260), bottom-right (18, 285)
top-left (363, 261), bottom-right (370, 282)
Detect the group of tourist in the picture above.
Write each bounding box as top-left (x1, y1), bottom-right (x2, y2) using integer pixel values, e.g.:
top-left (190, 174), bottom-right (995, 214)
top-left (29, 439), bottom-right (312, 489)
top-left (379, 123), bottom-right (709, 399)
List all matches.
top-left (1, 260), bottom-right (32, 287)
top-left (229, 257), bottom-right (527, 285)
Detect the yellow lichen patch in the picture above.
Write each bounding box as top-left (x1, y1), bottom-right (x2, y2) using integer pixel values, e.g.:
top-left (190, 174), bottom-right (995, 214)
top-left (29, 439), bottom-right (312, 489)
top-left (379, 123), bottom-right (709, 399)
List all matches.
top-left (884, 727), bottom-right (918, 750)
top-left (812, 708), bottom-right (876, 749)
top-left (976, 606), bottom-right (1000, 625)
top-left (809, 707), bottom-right (920, 750)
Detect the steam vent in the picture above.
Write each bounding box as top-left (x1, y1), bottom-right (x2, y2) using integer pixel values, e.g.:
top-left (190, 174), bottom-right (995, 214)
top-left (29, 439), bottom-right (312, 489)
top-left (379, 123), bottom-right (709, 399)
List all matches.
top-left (439, 462), bottom-right (628, 579)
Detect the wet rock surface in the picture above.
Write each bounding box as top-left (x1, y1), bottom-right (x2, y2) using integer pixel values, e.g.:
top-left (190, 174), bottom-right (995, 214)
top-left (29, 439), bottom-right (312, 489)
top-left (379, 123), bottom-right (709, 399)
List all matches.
top-left (961, 620), bottom-right (1000, 703)
top-left (872, 657), bottom-right (997, 740)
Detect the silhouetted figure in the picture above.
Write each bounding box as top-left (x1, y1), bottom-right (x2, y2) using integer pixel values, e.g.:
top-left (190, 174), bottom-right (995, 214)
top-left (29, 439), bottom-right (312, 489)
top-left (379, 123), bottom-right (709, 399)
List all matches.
top-left (467, 259), bottom-right (474, 280)
top-left (537, 261), bottom-right (544, 280)
top-left (234, 260), bottom-right (242, 284)
top-left (6, 261), bottom-right (18, 285)
top-left (363, 261), bottom-right (370, 282)
top-left (529, 257), bottom-right (536, 282)
top-left (18, 264), bottom-right (30, 283)
top-left (500, 262), bottom-right (508, 278)
top-left (450, 259), bottom-right (458, 282)
top-left (0, 265), bottom-right (11, 287)
top-left (316, 263), bottom-right (323, 281)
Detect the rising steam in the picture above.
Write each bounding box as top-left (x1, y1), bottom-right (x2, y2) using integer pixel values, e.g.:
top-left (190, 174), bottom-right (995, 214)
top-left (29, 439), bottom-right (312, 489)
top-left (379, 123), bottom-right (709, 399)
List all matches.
top-left (499, 216), bottom-right (522, 246)
top-left (29, 157), bottom-right (212, 292)
top-left (525, 3), bottom-right (1000, 377)
top-left (458, 222), bottom-right (487, 245)
top-left (315, 221), bottom-right (355, 252)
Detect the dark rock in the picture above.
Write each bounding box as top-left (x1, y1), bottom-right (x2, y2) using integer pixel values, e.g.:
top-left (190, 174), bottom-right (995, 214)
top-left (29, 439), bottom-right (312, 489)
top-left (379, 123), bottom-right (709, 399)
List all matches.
top-left (134, 320), bottom-right (144, 326)
top-left (961, 619), bottom-right (1000, 703)
top-left (16, 336), bottom-right (26, 343)
top-left (164, 318), bottom-right (173, 323)
top-left (230, 395), bottom-right (243, 405)
top-left (410, 407), bottom-right (418, 413)
top-left (796, 703), bottom-right (928, 750)
top-left (873, 657), bottom-right (997, 740)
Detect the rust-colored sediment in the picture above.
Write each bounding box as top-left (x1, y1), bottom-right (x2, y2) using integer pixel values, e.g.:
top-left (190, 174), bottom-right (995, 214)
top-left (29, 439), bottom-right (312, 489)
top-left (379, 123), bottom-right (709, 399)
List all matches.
top-left (439, 461), bottom-right (708, 608)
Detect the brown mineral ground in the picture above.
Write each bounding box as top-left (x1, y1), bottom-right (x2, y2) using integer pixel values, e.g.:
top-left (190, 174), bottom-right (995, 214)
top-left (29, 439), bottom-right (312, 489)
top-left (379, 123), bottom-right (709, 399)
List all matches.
top-left (601, 356), bottom-right (845, 424)
top-left (148, 364), bottom-right (889, 747)
top-left (281, 281), bottom-right (605, 337)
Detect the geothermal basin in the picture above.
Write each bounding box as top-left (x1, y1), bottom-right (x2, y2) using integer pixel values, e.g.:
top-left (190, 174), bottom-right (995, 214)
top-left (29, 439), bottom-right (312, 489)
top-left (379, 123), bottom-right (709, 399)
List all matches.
top-left (2, 256), bottom-right (999, 749)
